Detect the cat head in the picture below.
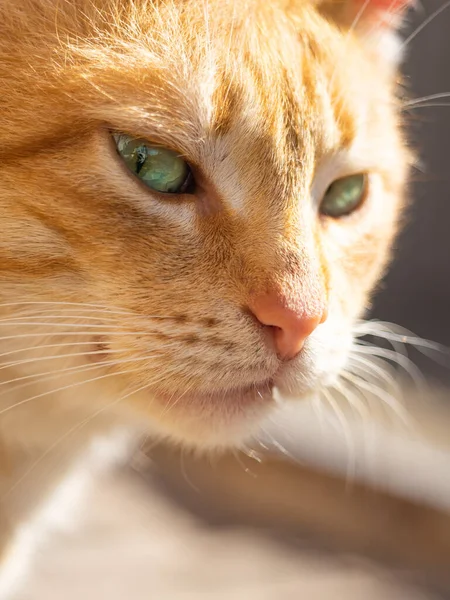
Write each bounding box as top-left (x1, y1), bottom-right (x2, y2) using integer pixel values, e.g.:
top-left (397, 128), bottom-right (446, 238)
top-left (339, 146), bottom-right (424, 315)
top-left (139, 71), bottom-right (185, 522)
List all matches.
top-left (0, 0), bottom-right (413, 448)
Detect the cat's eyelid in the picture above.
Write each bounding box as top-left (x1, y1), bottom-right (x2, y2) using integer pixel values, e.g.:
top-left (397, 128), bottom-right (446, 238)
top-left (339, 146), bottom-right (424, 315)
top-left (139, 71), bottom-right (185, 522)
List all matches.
top-left (108, 128), bottom-right (190, 162)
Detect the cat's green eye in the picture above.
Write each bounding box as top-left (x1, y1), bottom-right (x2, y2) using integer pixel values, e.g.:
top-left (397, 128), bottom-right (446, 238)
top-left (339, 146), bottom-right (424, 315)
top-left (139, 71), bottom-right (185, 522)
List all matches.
top-left (320, 173), bottom-right (368, 218)
top-left (113, 134), bottom-right (192, 194)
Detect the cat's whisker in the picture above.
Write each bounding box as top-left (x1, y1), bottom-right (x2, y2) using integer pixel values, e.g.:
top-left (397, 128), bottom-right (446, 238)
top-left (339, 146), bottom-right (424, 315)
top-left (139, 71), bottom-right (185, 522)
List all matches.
top-left (240, 444), bottom-right (263, 465)
top-left (3, 379), bottom-right (157, 500)
top-left (340, 371), bottom-right (412, 427)
top-left (346, 353), bottom-right (403, 392)
top-left (0, 331), bottom-right (159, 342)
top-left (0, 300), bottom-right (137, 314)
top-left (348, 345), bottom-right (404, 387)
top-left (1, 307), bottom-right (131, 319)
top-left (0, 346), bottom-right (183, 392)
top-left (0, 315), bottom-right (124, 325)
top-left (354, 335), bottom-right (409, 364)
top-left (0, 302), bottom-right (190, 326)
top-left (344, 362), bottom-right (403, 419)
top-left (0, 360), bottom-right (131, 399)
top-left (258, 421), bottom-right (294, 461)
top-left (404, 102), bottom-right (450, 110)
top-left (179, 449), bottom-right (201, 492)
top-left (351, 338), bottom-right (410, 375)
top-left (311, 393), bottom-right (328, 435)
top-left (0, 352), bottom-right (150, 390)
top-left (351, 343), bottom-right (404, 369)
top-left (332, 379), bottom-right (372, 422)
top-left (0, 309), bottom-right (179, 323)
top-left (160, 375), bottom-right (201, 417)
top-left (0, 340), bottom-right (124, 361)
top-left (354, 320), bottom-right (449, 359)
top-left (0, 348), bottom-right (125, 372)
top-left (353, 321), bottom-right (435, 364)
top-left (0, 366), bottom-right (146, 418)
top-left (230, 449), bottom-right (258, 479)
top-left (0, 321), bottom-right (141, 330)
top-left (320, 386), bottom-right (356, 481)
top-left (350, 345), bottom-right (427, 389)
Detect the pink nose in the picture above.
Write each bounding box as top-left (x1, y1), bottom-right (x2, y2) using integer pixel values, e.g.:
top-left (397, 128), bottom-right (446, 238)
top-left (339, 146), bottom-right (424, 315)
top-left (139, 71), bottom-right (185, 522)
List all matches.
top-left (248, 292), bottom-right (327, 360)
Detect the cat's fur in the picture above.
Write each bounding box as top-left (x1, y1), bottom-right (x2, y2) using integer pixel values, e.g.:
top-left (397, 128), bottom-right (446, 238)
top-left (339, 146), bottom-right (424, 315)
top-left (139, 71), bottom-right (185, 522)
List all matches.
top-left (0, 0), bottom-right (413, 596)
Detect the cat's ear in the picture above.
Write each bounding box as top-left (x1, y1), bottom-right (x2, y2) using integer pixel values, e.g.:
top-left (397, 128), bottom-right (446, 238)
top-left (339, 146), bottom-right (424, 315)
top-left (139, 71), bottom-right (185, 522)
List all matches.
top-left (318, 0), bottom-right (414, 65)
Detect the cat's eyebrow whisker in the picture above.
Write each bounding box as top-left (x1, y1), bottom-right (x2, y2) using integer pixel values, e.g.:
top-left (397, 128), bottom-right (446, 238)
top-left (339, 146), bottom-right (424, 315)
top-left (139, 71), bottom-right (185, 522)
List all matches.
top-left (328, 0), bottom-right (371, 91)
top-left (404, 102), bottom-right (450, 110)
top-left (404, 92), bottom-right (450, 106)
top-left (401, 0), bottom-right (450, 48)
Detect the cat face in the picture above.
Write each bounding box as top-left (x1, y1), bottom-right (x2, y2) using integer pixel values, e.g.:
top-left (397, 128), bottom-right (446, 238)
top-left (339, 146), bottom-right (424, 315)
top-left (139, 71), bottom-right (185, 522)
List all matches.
top-left (0, 0), bottom-right (410, 448)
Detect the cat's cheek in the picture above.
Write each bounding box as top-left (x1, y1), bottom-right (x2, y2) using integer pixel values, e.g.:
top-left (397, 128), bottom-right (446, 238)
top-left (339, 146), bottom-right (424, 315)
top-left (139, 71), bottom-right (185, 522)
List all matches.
top-left (320, 186), bottom-right (401, 302)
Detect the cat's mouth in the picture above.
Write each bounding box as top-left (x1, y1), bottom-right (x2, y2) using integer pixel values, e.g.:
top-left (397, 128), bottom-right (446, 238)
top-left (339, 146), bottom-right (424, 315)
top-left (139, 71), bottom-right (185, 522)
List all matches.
top-left (156, 378), bottom-right (276, 409)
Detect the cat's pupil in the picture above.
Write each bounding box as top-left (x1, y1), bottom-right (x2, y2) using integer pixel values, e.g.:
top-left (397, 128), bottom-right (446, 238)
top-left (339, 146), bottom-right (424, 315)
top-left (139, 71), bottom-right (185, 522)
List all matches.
top-left (135, 146), bottom-right (148, 174)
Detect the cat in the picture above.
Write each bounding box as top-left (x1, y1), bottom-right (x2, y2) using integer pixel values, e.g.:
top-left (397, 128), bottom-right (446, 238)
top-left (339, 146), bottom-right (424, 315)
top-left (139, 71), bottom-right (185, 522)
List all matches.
top-left (0, 0), bottom-right (415, 596)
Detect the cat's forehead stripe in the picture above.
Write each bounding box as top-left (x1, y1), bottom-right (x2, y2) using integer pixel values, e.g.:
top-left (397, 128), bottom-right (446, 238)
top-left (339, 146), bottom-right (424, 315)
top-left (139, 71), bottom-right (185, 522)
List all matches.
top-left (211, 78), bottom-right (244, 137)
top-left (207, 41), bottom-right (357, 193)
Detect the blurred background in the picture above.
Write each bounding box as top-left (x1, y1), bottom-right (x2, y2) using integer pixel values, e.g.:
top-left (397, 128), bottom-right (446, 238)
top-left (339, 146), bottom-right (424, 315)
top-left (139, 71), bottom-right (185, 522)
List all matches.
top-left (26, 3), bottom-right (450, 599)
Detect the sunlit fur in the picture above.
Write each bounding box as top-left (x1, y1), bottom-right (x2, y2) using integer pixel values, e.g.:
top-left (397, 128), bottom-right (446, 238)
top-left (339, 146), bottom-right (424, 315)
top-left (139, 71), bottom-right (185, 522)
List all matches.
top-left (0, 0), bottom-right (412, 591)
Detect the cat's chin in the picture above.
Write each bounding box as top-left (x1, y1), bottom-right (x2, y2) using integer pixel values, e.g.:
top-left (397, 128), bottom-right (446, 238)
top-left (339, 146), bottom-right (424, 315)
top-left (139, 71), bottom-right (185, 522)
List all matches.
top-left (137, 381), bottom-right (277, 451)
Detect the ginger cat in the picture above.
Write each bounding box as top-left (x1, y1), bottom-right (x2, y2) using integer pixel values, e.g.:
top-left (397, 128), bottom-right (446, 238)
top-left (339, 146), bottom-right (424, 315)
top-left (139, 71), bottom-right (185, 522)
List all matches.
top-left (0, 0), bottom-right (418, 596)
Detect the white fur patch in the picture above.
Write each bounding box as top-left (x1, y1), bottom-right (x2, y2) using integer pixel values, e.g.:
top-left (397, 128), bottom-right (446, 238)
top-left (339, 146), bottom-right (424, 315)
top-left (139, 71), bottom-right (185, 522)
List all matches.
top-left (365, 28), bottom-right (405, 67)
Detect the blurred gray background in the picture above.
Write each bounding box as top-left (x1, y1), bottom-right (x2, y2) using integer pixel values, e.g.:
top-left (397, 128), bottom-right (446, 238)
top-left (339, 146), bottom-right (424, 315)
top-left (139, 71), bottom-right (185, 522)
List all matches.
top-left (371, 0), bottom-right (450, 384)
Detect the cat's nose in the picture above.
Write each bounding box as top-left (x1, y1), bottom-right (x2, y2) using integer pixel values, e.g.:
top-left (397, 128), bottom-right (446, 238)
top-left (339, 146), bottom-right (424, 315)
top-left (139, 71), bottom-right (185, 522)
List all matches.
top-left (248, 291), bottom-right (327, 360)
